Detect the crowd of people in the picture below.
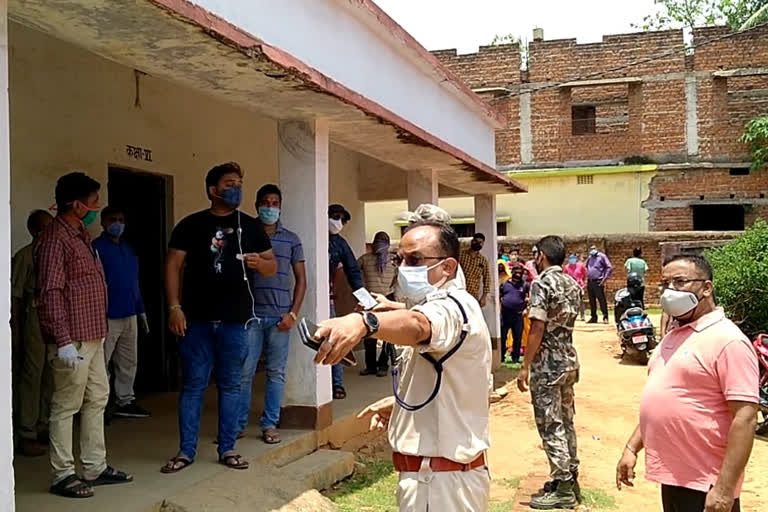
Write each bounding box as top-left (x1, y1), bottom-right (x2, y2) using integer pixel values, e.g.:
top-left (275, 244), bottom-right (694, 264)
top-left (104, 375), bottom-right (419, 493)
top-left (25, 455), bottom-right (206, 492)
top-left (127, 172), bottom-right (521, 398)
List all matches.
top-left (9, 164), bottom-right (761, 511)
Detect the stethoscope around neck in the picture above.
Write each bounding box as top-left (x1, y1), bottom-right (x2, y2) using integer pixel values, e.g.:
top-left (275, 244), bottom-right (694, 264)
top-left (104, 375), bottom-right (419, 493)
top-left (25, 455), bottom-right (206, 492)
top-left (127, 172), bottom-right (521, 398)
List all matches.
top-left (391, 294), bottom-right (470, 412)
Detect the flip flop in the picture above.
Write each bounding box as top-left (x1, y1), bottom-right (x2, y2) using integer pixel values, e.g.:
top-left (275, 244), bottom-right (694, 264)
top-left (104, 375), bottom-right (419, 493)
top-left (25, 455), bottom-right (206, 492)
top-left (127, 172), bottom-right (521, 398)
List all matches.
top-left (262, 428), bottom-right (281, 444)
top-left (49, 474), bottom-right (94, 499)
top-left (84, 466), bottom-right (133, 486)
top-left (160, 455), bottom-right (194, 474)
top-left (219, 453), bottom-right (249, 470)
top-left (333, 385), bottom-right (347, 400)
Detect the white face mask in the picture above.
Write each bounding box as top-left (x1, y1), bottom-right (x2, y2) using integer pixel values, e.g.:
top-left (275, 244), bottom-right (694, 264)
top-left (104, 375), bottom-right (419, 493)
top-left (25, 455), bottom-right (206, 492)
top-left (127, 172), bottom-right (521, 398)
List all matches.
top-left (397, 260), bottom-right (447, 305)
top-left (660, 288), bottom-right (699, 318)
top-left (329, 218), bottom-right (343, 235)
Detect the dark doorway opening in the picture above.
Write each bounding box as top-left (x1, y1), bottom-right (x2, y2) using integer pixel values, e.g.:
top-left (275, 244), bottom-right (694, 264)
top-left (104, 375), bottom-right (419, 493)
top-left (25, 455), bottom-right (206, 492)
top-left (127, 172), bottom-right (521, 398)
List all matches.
top-left (107, 167), bottom-right (176, 392)
top-left (692, 204), bottom-right (745, 231)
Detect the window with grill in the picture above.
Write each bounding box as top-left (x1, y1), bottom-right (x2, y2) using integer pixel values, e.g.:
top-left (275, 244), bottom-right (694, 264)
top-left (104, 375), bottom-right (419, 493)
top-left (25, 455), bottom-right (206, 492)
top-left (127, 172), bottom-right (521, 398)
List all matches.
top-left (577, 175), bottom-right (594, 185)
top-left (572, 105), bottom-right (596, 135)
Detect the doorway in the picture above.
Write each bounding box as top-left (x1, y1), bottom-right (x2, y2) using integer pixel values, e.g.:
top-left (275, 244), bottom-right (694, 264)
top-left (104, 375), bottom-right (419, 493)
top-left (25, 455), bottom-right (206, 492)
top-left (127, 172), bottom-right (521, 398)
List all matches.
top-left (107, 167), bottom-right (176, 392)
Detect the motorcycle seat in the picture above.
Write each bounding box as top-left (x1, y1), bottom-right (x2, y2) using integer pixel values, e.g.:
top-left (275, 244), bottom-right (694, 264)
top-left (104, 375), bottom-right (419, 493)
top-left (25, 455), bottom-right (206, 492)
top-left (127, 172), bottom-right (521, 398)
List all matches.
top-left (624, 307), bottom-right (645, 318)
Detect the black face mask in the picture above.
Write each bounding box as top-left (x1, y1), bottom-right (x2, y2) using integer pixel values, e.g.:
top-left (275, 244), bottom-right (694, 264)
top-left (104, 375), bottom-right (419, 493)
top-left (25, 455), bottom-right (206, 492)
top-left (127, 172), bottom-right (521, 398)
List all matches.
top-left (471, 242), bottom-right (482, 251)
top-left (511, 273), bottom-right (523, 282)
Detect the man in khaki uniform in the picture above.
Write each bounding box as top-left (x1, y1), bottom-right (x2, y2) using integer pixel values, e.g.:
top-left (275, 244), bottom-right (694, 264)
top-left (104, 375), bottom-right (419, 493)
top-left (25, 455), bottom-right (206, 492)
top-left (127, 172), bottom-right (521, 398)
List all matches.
top-left (314, 213), bottom-right (492, 511)
top-left (12, 210), bottom-right (54, 456)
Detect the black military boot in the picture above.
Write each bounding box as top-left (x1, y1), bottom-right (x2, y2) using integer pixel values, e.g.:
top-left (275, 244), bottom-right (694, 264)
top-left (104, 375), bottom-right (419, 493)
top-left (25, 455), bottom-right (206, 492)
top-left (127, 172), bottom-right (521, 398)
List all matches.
top-left (530, 479), bottom-right (578, 510)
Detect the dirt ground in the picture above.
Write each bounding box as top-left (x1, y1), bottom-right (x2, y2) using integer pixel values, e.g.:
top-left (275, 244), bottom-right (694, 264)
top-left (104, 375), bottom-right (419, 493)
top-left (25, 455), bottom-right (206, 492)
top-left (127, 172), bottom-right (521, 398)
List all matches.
top-left (488, 323), bottom-right (768, 511)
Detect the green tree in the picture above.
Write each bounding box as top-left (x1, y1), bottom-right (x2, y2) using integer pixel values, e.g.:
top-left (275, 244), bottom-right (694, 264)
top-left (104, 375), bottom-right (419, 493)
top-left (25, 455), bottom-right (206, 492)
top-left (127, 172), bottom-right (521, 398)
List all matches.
top-left (706, 220), bottom-right (768, 337)
top-left (489, 34), bottom-right (529, 70)
top-left (635, 0), bottom-right (768, 30)
top-left (740, 117), bottom-right (768, 172)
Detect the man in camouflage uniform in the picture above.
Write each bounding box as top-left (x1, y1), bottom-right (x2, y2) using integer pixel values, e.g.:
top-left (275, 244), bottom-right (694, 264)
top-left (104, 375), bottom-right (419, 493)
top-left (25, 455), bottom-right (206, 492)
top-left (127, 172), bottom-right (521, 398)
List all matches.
top-left (517, 235), bottom-right (582, 510)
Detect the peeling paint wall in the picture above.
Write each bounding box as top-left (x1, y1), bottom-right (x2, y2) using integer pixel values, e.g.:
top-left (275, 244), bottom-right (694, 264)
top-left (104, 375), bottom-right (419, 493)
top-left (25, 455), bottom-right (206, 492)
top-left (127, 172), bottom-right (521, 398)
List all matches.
top-left (8, 22), bottom-right (280, 251)
top-left (188, 0), bottom-right (497, 167)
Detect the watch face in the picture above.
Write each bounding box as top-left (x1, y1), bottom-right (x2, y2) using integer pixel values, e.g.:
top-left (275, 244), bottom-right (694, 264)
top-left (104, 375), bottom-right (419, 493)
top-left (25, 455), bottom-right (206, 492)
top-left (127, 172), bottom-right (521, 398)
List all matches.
top-left (365, 312), bottom-right (380, 330)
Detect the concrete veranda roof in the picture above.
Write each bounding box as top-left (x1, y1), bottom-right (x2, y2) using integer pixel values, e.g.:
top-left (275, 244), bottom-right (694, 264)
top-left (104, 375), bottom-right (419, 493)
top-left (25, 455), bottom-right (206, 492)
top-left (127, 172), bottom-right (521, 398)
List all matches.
top-left (9, 0), bottom-right (526, 196)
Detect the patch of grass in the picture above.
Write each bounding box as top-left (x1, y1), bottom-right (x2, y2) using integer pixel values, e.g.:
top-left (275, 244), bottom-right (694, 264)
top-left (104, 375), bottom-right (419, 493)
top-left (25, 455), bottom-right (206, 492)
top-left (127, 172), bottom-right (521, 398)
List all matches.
top-left (327, 459), bottom-right (398, 512)
top-left (489, 500), bottom-right (515, 512)
top-left (501, 361), bottom-right (523, 371)
top-left (498, 476), bottom-right (522, 489)
top-left (646, 307), bottom-right (662, 316)
top-left (580, 487), bottom-right (618, 509)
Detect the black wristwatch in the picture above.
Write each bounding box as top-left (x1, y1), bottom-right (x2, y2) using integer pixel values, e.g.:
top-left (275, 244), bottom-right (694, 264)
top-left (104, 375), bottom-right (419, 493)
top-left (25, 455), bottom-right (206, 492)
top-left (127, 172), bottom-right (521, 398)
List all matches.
top-left (358, 311), bottom-right (380, 337)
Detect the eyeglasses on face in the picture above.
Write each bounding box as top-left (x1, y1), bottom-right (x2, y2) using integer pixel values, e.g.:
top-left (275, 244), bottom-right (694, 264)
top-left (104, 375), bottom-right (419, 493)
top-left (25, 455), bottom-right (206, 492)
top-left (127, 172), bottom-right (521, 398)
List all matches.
top-left (658, 278), bottom-right (706, 291)
top-left (391, 254), bottom-right (447, 267)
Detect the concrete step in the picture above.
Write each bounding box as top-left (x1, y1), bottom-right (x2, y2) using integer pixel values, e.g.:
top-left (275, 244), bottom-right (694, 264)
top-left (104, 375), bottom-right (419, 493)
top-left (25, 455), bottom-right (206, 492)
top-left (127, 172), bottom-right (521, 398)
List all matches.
top-left (280, 449), bottom-right (355, 491)
top-left (254, 430), bottom-right (319, 468)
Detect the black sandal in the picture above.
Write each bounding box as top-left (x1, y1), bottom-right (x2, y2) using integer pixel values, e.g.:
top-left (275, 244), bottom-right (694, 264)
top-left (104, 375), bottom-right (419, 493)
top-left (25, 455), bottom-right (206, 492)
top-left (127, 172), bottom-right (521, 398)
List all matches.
top-left (333, 385), bottom-right (347, 400)
top-left (219, 453), bottom-right (249, 470)
top-left (85, 466), bottom-right (133, 486)
top-left (160, 455), bottom-right (194, 474)
top-left (49, 474), bottom-right (94, 499)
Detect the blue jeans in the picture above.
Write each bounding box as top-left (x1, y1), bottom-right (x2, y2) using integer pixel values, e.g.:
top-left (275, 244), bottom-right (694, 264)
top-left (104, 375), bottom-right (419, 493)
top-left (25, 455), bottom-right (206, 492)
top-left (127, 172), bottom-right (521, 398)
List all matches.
top-left (178, 322), bottom-right (247, 459)
top-left (238, 317), bottom-right (291, 432)
top-left (501, 313), bottom-right (524, 363)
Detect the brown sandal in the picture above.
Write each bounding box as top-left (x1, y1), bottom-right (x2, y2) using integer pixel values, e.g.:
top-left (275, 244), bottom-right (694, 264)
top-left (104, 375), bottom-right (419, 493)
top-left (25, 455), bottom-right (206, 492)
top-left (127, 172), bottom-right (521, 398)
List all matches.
top-left (262, 428), bottom-right (281, 445)
top-left (219, 453), bottom-right (249, 470)
top-left (161, 455), bottom-right (194, 474)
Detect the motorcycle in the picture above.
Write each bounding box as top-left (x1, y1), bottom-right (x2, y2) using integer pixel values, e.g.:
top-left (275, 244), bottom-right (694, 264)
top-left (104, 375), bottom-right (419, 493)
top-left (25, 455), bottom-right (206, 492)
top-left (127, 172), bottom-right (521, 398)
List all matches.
top-left (614, 273), bottom-right (657, 365)
top-left (753, 334), bottom-right (768, 436)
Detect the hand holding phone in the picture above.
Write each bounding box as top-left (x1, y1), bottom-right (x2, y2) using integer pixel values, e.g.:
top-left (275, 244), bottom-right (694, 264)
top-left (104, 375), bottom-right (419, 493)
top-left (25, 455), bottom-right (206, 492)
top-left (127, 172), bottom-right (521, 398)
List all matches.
top-left (299, 318), bottom-right (357, 367)
top-left (353, 288), bottom-right (378, 310)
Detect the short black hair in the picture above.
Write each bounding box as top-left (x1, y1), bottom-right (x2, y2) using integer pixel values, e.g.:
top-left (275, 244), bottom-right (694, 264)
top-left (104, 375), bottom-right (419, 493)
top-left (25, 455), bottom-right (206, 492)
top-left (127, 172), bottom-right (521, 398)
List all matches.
top-left (55, 172), bottom-right (101, 212)
top-left (100, 205), bottom-right (124, 222)
top-left (256, 184), bottom-right (282, 205)
top-left (536, 235), bottom-right (566, 266)
top-left (472, 233), bottom-right (486, 241)
top-left (205, 162), bottom-right (242, 200)
top-left (406, 220), bottom-right (460, 260)
top-left (26, 210), bottom-right (52, 236)
top-left (663, 254), bottom-right (714, 280)
top-left (633, 247), bottom-right (642, 258)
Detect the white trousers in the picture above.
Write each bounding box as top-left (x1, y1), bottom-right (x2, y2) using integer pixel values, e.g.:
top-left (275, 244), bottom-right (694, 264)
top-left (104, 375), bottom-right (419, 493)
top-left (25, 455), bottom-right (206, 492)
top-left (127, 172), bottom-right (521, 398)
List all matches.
top-left (397, 466), bottom-right (490, 512)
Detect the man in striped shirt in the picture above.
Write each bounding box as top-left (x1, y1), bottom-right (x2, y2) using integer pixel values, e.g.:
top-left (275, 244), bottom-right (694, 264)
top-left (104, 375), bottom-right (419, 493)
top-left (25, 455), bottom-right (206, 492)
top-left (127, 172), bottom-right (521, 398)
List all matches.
top-left (36, 172), bottom-right (132, 498)
top-left (238, 184), bottom-right (306, 445)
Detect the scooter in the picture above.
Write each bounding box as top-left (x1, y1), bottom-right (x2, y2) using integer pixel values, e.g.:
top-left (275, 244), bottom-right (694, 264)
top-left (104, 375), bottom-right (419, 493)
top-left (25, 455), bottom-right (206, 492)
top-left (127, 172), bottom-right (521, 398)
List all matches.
top-left (753, 334), bottom-right (768, 436)
top-left (614, 273), bottom-right (657, 365)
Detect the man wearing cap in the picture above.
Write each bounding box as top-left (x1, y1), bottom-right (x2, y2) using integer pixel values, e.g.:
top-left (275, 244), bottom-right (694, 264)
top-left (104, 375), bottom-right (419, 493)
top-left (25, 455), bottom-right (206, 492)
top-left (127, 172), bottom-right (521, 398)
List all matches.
top-left (327, 204), bottom-right (364, 399)
top-left (314, 213), bottom-right (492, 511)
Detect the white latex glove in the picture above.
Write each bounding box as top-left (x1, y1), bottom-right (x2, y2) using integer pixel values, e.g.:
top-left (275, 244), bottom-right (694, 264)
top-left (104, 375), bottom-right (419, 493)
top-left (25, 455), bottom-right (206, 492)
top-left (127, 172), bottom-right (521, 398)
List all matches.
top-left (139, 313), bottom-right (150, 335)
top-left (57, 344), bottom-right (82, 368)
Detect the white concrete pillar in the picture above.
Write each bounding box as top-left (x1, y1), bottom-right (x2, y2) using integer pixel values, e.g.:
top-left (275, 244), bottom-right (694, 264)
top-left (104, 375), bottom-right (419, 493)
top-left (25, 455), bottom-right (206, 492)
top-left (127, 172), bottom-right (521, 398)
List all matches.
top-left (474, 194), bottom-right (501, 368)
top-left (0, 1), bottom-right (15, 508)
top-left (685, 73), bottom-right (699, 157)
top-left (519, 90), bottom-right (533, 164)
top-left (278, 119), bottom-right (333, 429)
top-left (407, 169), bottom-right (438, 211)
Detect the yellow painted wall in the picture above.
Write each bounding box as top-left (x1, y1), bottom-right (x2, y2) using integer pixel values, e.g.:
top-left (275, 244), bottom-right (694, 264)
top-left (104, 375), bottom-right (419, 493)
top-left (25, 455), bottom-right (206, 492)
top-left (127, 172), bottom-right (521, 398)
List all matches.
top-left (365, 172), bottom-right (654, 240)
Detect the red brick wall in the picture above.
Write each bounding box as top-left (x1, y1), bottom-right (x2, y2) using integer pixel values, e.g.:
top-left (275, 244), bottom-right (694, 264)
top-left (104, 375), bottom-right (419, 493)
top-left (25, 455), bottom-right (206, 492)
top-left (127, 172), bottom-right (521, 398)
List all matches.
top-left (431, 26), bottom-right (766, 168)
top-left (498, 231), bottom-right (737, 306)
top-left (433, 45), bottom-right (521, 89)
top-left (646, 168), bottom-right (768, 231)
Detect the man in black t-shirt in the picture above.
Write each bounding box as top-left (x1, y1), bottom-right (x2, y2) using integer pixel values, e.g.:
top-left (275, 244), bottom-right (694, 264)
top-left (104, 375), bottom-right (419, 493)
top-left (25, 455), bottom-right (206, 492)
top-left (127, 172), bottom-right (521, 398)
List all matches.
top-left (161, 162), bottom-right (276, 473)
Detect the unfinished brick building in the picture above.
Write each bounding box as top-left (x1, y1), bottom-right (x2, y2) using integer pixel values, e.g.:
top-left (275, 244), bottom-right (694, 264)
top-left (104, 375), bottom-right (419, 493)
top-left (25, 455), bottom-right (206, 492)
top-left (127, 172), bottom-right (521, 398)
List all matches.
top-left (433, 25), bottom-right (768, 232)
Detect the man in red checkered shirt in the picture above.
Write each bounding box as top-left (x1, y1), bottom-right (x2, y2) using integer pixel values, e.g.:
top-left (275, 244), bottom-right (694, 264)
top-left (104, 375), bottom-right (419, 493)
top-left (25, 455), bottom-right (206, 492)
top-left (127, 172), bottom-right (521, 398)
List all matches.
top-left (36, 172), bottom-right (132, 499)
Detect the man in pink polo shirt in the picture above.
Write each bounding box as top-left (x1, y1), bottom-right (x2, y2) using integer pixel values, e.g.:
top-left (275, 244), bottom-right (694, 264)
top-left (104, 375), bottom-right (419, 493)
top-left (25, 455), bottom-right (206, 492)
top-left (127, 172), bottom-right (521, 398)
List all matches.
top-left (615, 255), bottom-right (759, 512)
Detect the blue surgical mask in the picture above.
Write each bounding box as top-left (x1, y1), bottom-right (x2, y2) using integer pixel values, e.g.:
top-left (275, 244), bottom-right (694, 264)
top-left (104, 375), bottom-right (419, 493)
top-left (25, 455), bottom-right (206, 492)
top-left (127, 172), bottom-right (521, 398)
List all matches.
top-left (397, 260), bottom-right (447, 305)
top-left (106, 222), bottom-right (125, 238)
top-left (258, 206), bottom-right (280, 225)
top-left (569, 256), bottom-right (578, 265)
top-left (219, 186), bottom-right (242, 207)
top-left (590, 249), bottom-right (598, 257)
